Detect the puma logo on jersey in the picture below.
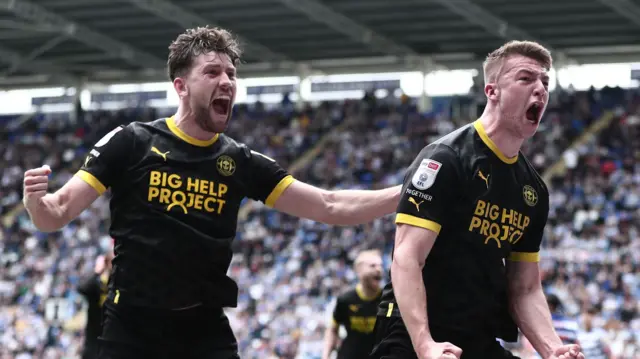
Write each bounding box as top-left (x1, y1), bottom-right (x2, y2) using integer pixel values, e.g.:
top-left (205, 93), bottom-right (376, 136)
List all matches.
top-left (477, 170), bottom-right (490, 188)
top-left (349, 304), bottom-right (359, 312)
top-left (408, 197), bottom-right (424, 211)
top-left (151, 147), bottom-right (170, 161)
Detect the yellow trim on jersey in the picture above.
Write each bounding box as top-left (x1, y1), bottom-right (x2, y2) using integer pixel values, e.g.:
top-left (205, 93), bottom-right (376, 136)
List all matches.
top-left (473, 121), bottom-right (518, 164)
top-left (386, 302), bottom-right (394, 317)
top-left (75, 170), bottom-right (107, 195)
top-left (395, 213), bottom-right (441, 234)
top-left (265, 175), bottom-right (295, 207)
top-left (508, 251), bottom-right (540, 262)
top-left (355, 284), bottom-right (381, 302)
top-left (331, 319), bottom-right (338, 328)
top-left (166, 116), bottom-right (219, 147)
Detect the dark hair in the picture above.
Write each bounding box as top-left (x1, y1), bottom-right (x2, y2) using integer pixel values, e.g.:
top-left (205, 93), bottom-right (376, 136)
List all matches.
top-left (167, 26), bottom-right (242, 81)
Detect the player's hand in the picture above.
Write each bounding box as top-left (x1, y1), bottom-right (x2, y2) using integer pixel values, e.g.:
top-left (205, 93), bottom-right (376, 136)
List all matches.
top-left (548, 344), bottom-right (584, 359)
top-left (94, 255), bottom-right (107, 274)
top-left (23, 165), bottom-right (52, 210)
top-left (417, 341), bottom-right (463, 359)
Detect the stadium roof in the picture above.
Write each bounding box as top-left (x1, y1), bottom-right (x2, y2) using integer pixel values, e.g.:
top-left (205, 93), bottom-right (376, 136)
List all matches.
top-left (1, 0), bottom-right (640, 89)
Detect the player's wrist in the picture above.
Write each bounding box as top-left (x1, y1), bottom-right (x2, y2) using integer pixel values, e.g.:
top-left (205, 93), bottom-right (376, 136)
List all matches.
top-left (413, 330), bottom-right (435, 352)
top-left (23, 198), bottom-right (43, 216)
top-left (542, 342), bottom-right (566, 359)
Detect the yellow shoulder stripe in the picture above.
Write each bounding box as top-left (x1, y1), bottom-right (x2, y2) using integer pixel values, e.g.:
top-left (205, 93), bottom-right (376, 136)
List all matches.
top-left (75, 170), bottom-right (107, 195)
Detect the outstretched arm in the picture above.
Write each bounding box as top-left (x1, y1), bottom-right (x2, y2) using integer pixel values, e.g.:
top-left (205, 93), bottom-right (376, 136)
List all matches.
top-left (272, 181), bottom-right (401, 225)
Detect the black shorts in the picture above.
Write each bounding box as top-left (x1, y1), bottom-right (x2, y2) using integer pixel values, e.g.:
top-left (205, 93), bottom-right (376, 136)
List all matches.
top-left (370, 315), bottom-right (520, 359)
top-left (97, 303), bottom-right (239, 359)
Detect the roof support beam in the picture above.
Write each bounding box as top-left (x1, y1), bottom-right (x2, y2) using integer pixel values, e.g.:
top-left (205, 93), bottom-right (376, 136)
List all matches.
top-left (274, 0), bottom-right (441, 69)
top-left (595, 0), bottom-right (640, 27)
top-left (0, 18), bottom-right (62, 32)
top-left (0, 44), bottom-right (78, 84)
top-left (125, 0), bottom-right (295, 66)
top-left (1, 33), bottom-right (68, 76)
top-left (429, 0), bottom-right (578, 66)
top-left (1, 0), bottom-right (166, 69)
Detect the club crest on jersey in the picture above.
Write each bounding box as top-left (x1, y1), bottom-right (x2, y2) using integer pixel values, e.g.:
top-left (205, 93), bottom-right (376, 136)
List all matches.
top-left (216, 155), bottom-right (236, 176)
top-left (522, 185), bottom-right (538, 207)
top-left (411, 159), bottom-right (442, 190)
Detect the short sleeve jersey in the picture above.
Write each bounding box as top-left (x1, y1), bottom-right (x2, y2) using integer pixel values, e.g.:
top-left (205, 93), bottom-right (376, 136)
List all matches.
top-left (379, 120), bottom-right (549, 342)
top-left (76, 117), bottom-right (295, 309)
top-left (331, 286), bottom-right (382, 359)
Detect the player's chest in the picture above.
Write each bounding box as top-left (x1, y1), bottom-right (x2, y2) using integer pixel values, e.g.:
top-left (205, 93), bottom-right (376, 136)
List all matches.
top-left (458, 162), bottom-right (540, 255)
top-left (346, 302), bottom-right (378, 333)
top-left (128, 142), bottom-right (244, 216)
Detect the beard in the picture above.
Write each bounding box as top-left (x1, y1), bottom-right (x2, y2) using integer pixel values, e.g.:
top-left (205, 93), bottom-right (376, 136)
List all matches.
top-left (192, 100), bottom-right (229, 133)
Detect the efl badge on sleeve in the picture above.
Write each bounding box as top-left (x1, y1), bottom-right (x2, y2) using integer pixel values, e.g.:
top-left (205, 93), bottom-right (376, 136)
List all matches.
top-left (411, 159), bottom-right (442, 190)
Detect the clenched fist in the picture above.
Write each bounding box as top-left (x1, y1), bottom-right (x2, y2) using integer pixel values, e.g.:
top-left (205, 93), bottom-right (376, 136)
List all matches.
top-left (23, 165), bottom-right (52, 210)
top-left (418, 341), bottom-right (463, 359)
top-left (549, 344), bottom-right (584, 359)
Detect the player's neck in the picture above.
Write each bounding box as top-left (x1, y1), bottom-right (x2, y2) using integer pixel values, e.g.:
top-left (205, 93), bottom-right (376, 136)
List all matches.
top-left (173, 107), bottom-right (218, 142)
top-left (357, 283), bottom-right (380, 299)
top-left (478, 113), bottom-right (523, 159)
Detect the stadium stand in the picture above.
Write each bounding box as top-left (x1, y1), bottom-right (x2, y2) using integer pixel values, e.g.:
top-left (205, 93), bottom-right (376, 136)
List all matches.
top-left (2, 85), bottom-right (638, 359)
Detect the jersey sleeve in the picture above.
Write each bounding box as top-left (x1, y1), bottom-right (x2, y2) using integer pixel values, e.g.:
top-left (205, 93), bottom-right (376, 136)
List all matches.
top-left (332, 296), bottom-right (346, 328)
top-left (508, 187), bottom-right (549, 263)
top-left (75, 125), bottom-right (134, 195)
top-left (395, 144), bottom-right (462, 234)
top-left (241, 147), bottom-right (295, 207)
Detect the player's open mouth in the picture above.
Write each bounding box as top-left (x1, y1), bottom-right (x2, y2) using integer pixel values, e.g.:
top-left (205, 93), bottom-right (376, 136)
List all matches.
top-left (212, 97), bottom-right (231, 116)
top-left (525, 102), bottom-right (543, 124)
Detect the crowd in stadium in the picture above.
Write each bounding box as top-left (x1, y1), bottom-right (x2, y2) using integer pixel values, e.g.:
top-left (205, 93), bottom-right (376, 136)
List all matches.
top-left (1, 84), bottom-right (639, 359)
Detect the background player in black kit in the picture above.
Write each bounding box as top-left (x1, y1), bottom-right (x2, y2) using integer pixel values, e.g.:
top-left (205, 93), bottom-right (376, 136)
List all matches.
top-left (21, 26), bottom-right (401, 359)
top-left (369, 41), bottom-right (585, 359)
top-left (77, 246), bottom-right (113, 359)
top-left (322, 250), bottom-right (383, 359)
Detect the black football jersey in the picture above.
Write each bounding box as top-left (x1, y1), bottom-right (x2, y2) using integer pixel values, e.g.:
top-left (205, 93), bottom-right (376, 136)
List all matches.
top-left (332, 285), bottom-right (382, 359)
top-left (76, 116), bottom-right (294, 309)
top-left (77, 273), bottom-right (109, 353)
top-left (379, 120), bottom-right (549, 342)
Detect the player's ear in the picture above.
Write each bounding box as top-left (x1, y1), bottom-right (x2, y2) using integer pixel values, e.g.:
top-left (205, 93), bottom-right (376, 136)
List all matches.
top-left (173, 77), bottom-right (188, 98)
top-left (485, 83), bottom-right (499, 101)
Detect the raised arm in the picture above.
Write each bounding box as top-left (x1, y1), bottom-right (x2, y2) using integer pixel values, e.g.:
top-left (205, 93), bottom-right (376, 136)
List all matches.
top-left (24, 169), bottom-right (101, 232)
top-left (24, 125), bottom-right (134, 232)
